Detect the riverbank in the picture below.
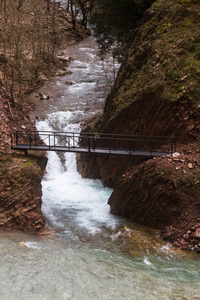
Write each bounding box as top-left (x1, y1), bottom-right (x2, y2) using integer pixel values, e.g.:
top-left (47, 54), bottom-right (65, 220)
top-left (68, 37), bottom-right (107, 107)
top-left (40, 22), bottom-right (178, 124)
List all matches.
top-left (0, 0), bottom-right (89, 231)
top-left (77, 0), bottom-right (200, 252)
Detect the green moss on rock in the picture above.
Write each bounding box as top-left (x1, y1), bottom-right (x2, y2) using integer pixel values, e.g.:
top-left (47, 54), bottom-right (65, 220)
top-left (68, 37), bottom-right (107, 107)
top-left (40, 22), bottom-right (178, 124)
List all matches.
top-left (108, 0), bottom-right (200, 117)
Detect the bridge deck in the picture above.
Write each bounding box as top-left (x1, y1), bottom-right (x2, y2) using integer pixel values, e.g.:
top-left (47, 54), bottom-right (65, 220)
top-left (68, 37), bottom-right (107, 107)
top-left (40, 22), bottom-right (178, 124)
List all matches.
top-left (11, 144), bottom-right (172, 157)
top-left (10, 130), bottom-right (176, 157)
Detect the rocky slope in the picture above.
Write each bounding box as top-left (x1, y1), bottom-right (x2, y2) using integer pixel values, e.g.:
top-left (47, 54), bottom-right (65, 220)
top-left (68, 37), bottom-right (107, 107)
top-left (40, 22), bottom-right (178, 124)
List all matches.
top-left (77, 0), bottom-right (200, 251)
top-left (0, 88), bottom-right (47, 231)
top-left (0, 0), bottom-right (88, 232)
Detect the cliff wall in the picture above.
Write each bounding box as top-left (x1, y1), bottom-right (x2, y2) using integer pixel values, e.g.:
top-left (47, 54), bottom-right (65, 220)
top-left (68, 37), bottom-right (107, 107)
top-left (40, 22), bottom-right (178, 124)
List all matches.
top-left (77, 0), bottom-right (200, 251)
top-left (0, 90), bottom-right (47, 231)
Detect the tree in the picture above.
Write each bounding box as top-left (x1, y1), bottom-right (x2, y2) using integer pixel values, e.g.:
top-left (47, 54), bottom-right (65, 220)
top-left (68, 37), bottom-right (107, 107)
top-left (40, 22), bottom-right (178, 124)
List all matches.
top-left (89, 0), bottom-right (156, 61)
top-left (66, 0), bottom-right (95, 29)
top-left (76, 0), bottom-right (95, 27)
top-left (0, 0), bottom-right (61, 107)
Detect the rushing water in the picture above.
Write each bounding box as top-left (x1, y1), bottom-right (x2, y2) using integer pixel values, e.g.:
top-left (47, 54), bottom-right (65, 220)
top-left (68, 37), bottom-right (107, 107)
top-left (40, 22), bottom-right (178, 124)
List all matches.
top-left (1, 37), bottom-right (200, 300)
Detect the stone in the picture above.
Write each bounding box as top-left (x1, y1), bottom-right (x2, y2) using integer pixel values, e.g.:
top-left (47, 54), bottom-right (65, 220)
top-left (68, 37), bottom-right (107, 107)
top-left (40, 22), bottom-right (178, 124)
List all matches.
top-left (194, 228), bottom-right (200, 238)
top-left (65, 80), bottom-right (73, 85)
top-left (188, 163), bottom-right (193, 169)
top-left (39, 74), bottom-right (48, 81)
top-left (56, 71), bottom-right (68, 76)
top-left (172, 152), bottom-right (180, 158)
top-left (57, 56), bottom-right (70, 63)
top-left (173, 158), bottom-right (179, 161)
top-left (183, 233), bottom-right (189, 240)
top-left (39, 93), bottom-right (49, 100)
top-left (180, 238), bottom-right (188, 245)
top-left (173, 241), bottom-right (181, 247)
top-left (18, 242), bottom-right (27, 248)
top-left (181, 244), bottom-right (189, 250)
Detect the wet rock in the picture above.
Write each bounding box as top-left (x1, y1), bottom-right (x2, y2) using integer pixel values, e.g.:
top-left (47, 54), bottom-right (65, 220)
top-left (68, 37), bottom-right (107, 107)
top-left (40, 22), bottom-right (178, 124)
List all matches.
top-left (65, 80), bottom-right (73, 85)
top-left (39, 93), bottom-right (49, 100)
top-left (19, 242), bottom-right (28, 248)
top-left (181, 244), bottom-right (189, 250)
top-left (57, 56), bottom-right (70, 63)
top-left (55, 71), bottom-right (69, 76)
top-left (173, 241), bottom-right (181, 247)
top-left (39, 74), bottom-right (48, 81)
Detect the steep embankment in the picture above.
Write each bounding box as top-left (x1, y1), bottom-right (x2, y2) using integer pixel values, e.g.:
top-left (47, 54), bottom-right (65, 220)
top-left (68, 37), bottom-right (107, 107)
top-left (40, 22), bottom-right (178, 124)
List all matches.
top-left (78, 0), bottom-right (200, 251)
top-left (0, 0), bottom-right (88, 232)
top-left (0, 89), bottom-right (47, 231)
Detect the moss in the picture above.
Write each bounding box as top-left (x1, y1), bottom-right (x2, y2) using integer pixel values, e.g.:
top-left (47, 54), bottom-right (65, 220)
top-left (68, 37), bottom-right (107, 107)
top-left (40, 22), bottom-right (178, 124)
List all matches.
top-left (109, 0), bottom-right (200, 117)
top-left (176, 171), bottom-right (200, 194)
top-left (22, 159), bottom-right (33, 167)
top-left (157, 167), bottom-right (172, 177)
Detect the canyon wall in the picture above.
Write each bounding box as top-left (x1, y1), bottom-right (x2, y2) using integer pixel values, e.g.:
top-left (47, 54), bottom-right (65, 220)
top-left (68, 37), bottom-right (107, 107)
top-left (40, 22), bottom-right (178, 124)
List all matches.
top-left (77, 0), bottom-right (200, 251)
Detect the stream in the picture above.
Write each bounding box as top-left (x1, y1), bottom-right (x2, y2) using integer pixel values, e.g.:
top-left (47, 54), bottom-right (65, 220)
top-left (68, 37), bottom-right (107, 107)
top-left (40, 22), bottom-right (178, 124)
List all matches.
top-left (1, 36), bottom-right (200, 300)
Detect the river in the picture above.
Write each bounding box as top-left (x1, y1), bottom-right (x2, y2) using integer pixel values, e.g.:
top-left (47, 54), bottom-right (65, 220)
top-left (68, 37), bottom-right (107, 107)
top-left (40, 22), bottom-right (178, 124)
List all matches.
top-left (1, 36), bottom-right (200, 300)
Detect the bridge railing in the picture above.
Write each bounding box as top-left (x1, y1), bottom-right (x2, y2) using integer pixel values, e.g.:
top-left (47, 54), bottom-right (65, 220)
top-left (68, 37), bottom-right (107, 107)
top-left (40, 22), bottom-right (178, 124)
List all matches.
top-left (80, 133), bottom-right (176, 155)
top-left (11, 130), bottom-right (176, 156)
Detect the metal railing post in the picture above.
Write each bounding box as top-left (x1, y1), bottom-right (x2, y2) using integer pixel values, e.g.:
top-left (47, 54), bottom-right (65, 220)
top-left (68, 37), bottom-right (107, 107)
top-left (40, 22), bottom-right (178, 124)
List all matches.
top-left (49, 134), bottom-right (51, 149)
top-left (150, 142), bottom-right (152, 156)
top-left (10, 133), bottom-right (13, 147)
top-left (92, 134), bottom-right (95, 150)
top-left (29, 134), bottom-right (32, 149)
top-left (171, 141), bottom-right (173, 156)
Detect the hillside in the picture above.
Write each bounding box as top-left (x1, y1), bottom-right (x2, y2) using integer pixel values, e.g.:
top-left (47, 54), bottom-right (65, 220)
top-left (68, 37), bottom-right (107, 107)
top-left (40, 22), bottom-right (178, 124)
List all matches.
top-left (0, 0), bottom-right (88, 232)
top-left (77, 0), bottom-right (200, 251)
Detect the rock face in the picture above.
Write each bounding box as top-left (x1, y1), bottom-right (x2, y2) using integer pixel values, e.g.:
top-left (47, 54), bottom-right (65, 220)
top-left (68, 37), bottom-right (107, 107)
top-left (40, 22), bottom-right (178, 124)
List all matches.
top-left (108, 150), bottom-right (200, 251)
top-left (77, 0), bottom-right (200, 251)
top-left (78, 0), bottom-right (200, 186)
top-left (0, 90), bottom-right (47, 232)
top-left (0, 162), bottom-right (46, 231)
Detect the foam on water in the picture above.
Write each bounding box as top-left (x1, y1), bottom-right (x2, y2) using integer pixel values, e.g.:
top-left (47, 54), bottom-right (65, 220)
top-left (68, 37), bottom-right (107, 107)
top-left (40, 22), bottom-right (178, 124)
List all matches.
top-left (143, 257), bottom-right (152, 266)
top-left (37, 109), bottom-right (117, 234)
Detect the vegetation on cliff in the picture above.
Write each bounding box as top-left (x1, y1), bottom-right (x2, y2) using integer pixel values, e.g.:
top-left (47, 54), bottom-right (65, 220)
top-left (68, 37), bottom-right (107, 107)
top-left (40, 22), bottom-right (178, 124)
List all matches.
top-left (89, 0), bottom-right (155, 60)
top-left (78, 0), bottom-right (200, 251)
top-left (103, 0), bottom-right (200, 120)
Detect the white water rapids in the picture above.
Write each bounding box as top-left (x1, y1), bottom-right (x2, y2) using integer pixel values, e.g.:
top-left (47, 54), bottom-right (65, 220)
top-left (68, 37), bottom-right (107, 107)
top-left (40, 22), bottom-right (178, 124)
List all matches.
top-left (1, 37), bottom-right (200, 300)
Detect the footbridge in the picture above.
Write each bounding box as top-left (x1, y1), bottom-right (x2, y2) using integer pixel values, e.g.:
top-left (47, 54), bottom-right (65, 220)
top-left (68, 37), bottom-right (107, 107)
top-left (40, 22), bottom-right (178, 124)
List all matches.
top-left (10, 130), bottom-right (176, 157)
